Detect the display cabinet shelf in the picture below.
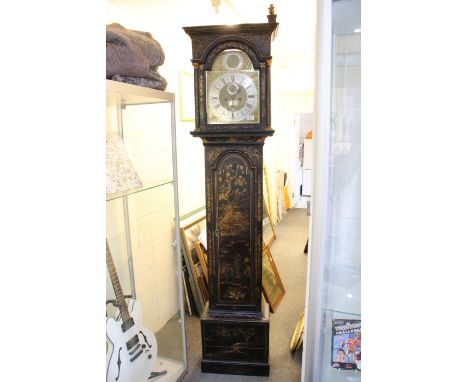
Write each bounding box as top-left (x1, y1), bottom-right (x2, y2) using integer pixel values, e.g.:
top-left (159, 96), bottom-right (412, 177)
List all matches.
top-left (321, 308), bottom-right (361, 318)
top-left (107, 79), bottom-right (174, 105)
top-left (106, 179), bottom-right (174, 202)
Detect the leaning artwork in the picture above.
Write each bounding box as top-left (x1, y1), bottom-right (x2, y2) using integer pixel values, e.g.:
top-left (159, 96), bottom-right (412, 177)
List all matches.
top-left (261, 243), bottom-right (285, 312)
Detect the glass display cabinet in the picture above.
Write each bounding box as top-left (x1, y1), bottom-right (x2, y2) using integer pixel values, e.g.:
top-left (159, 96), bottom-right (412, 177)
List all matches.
top-left (317, 2), bottom-right (361, 381)
top-left (106, 80), bottom-right (187, 381)
top-left (303, 0), bottom-right (360, 381)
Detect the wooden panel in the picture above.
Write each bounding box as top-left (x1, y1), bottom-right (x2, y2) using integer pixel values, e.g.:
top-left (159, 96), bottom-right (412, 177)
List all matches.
top-left (203, 321), bottom-right (267, 349)
top-left (215, 152), bottom-right (253, 305)
top-left (201, 360), bottom-right (269, 376)
top-left (194, 242), bottom-right (209, 284)
top-left (205, 146), bottom-right (263, 312)
top-left (204, 346), bottom-right (267, 362)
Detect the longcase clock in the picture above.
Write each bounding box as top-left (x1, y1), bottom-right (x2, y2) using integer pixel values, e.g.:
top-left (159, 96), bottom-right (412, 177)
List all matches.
top-left (183, 6), bottom-right (278, 376)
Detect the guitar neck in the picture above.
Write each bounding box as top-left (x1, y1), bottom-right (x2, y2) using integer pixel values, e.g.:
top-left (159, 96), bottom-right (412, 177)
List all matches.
top-left (106, 240), bottom-right (134, 329)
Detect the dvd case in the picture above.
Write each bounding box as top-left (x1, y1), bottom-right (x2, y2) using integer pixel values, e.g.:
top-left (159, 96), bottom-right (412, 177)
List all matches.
top-left (331, 319), bottom-right (361, 370)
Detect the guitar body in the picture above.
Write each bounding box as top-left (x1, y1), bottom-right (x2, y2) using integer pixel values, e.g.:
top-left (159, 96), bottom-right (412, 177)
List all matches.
top-left (106, 299), bottom-right (157, 382)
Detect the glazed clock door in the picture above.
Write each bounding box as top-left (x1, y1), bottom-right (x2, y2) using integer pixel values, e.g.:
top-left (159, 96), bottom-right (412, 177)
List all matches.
top-left (206, 49), bottom-right (260, 124)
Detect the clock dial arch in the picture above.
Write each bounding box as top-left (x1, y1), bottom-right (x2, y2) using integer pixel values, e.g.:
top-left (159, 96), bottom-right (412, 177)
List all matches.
top-left (206, 49), bottom-right (260, 124)
top-left (201, 38), bottom-right (263, 71)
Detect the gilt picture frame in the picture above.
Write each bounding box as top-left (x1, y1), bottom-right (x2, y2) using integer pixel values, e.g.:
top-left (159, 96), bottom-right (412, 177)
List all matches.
top-left (194, 241), bottom-right (209, 285)
top-left (262, 243), bottom-right (285, 312)
top-left (263, 196), bottom-right (276, 249)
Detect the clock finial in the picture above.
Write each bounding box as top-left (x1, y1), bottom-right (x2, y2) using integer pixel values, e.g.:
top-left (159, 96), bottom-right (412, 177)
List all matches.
top-left (267, 4), bottom-right (277, 23)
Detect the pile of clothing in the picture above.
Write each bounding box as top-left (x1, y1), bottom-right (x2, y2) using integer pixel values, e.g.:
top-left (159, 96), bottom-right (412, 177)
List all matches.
top-left (106, 23), bottom-right (167, 90)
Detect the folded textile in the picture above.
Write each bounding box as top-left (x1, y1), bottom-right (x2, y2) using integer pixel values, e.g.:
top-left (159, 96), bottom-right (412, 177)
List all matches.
top-left (111, 74), bottom-right (167, 91)
top-left (106, 23), bottom-right (167, 87)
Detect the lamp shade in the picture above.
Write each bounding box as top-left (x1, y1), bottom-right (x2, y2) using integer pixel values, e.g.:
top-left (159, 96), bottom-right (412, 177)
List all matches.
top-left (106, 133), bottom-right (143, 196)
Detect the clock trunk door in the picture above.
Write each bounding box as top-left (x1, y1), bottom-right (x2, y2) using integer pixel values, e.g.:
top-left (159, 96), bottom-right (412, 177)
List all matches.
top-left (207, 147), bottom-right (263, 312)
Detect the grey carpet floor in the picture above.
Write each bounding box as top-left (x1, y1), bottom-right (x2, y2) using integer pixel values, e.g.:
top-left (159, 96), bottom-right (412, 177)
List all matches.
top-left (182, 208), bottom-right (309, 382)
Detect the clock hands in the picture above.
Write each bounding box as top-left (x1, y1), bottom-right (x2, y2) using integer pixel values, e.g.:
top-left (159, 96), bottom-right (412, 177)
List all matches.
top-left (225, 82), bottom-right (246, 111)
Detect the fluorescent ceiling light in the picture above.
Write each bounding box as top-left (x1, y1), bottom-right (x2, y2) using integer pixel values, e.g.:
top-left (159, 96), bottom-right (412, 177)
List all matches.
top-left (353, 28), bottom-right (361, 33)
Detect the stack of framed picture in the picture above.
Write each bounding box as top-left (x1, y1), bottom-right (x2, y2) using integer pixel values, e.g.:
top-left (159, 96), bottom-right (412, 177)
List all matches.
top-left (179, 215), bottom-right (208, 316)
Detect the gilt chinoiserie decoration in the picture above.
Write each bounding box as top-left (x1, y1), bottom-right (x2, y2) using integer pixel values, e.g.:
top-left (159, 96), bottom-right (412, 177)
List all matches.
top-left (184, 6), bottom-right (278, 376)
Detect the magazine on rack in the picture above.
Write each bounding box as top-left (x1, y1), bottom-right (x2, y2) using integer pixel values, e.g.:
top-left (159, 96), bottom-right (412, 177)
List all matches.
top-left (331, 319), bottom-right (361, 370)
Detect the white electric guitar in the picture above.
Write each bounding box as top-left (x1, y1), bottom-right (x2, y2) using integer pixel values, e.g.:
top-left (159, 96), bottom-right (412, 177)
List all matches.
top-left (106, 241), bottom-right (157, 382)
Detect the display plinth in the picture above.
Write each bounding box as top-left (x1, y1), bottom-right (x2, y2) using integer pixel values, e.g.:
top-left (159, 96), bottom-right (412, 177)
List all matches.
top-left (184, 10), bottom-right (278, 376)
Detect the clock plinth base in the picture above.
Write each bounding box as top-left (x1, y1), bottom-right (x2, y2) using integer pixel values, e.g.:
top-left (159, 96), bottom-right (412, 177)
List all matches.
top-left (201, 359), bottom-right (269, 376)
top-left (200, 302), bottom-right (270, 376)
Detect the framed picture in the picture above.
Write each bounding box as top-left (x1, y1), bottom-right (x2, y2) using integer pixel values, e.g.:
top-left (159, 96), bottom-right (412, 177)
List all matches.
top-left (179, 70), bottom-right (195, 121)
top-left (262, 243), bottom-right (285, 312)
top-left (194, 241), bottom-right (208, 285)
top-left (263, 196), bottom-right (276, 249)
top-left (290, 311), bottom-right (305, 352)
top-left (263, 164), bottom-right (276, 248)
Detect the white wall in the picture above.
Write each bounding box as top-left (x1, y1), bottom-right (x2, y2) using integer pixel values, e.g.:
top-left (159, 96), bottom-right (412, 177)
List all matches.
top-left (268, 90), bottom-right (314, 218)
top-left (293, 113), bottom-right (314, 206)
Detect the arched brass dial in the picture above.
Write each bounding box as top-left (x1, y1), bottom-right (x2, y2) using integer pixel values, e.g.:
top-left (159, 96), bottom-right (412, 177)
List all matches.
top-left (207, 72), bottom-right (259, 123)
